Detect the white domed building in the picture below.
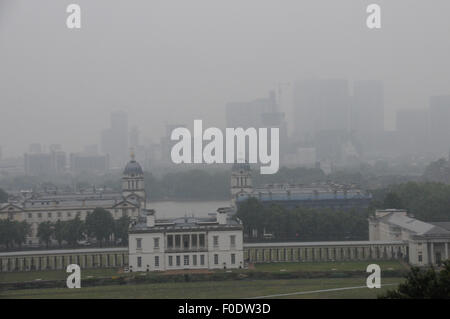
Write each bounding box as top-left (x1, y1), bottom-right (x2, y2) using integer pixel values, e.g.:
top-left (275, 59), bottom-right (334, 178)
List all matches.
top-left (122, 153), bottom-right (146, 207)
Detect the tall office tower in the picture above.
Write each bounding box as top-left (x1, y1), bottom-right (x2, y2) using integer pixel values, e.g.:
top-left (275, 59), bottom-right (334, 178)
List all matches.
top-left (101, 111), bottom-right (129, 167)
top-left (28, 143), bottom-right (42, 154)
top-left (225, 93), bottom-right (274, 129)
top-left (396, 109), bottom-right (429, 156)
top-left (429, 95), bottom-right (450, 155)
top-left (352, 80), bottom-right (384, 153)
top-left (160, 123), bottom-right (187, 164)
top-left (225, 91), bottom-right (286, 162)
top-left (293, 78), bottom-right (350, 142)
top-left (130, 126), bottom-right (140, 150)
top-left (24, 150), bottom-right (66, 176)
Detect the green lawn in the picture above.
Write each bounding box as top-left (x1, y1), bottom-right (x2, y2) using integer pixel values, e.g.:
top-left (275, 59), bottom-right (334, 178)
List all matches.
top-left (0, 268), bottom-right (126, 283)
top-left (0, 277), bottom-right (402, 299)
top-left (252, 260), bottom-right (408, 272)
top-left (0, 260), bottom-right (408, 284)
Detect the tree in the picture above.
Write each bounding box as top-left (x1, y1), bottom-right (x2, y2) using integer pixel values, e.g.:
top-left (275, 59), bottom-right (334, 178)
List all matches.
top-left (114, 216), bottom-right (131, 245)
top-left (54, 220), bottom-right (65, 247)
top-left (13, 221), bottom-right (30, 248)
top-left (0, 188), bottom-right (8, 203)
top-left (37, 221), bottom-right (54, 248)
top-left (85, 207), bottom-right (115, 246)
top-left (0, 219), bottom-right (16, 249)
top-left (383, 192), bottom-right (403, 209)
top-left (380, 261), bottom-right (450, 298)
top-left (63, 217), bottom-right (85, 247)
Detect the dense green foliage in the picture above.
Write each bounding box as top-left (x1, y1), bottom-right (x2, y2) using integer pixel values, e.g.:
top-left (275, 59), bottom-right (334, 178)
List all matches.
top-left (0, 220), bottom-right (30, 249)
top-left (1, 209), bottom-right (131, 250)
top-left (85, 208), bottom-right (115, 246)
top-left (236, 198), bottom-right (368, 241)
top-left (373, 182), bottom-right (450, 221)
top-left (380, 261), bottom-right (450, 299)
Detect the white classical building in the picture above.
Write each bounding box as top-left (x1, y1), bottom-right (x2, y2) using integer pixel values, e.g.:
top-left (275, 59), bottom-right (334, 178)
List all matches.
top-left (369, 209), bottom-right (450, 266)
top-left (128, 208), bottom-right (244, 271)
top-left (0, 154), bottom-right (146, 246)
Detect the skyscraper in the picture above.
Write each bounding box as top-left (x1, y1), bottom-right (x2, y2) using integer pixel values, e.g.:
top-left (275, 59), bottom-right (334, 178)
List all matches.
top-left (352, 80), bottom-right (384, 152)
top-left (101, 111), bottom-right (129, 167)
top-left (293, 78), bottom-right (350, 141)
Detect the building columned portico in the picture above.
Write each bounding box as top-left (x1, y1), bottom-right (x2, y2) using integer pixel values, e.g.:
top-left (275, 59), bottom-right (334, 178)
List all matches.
top-left (369, 209), bottom-right (450, 266)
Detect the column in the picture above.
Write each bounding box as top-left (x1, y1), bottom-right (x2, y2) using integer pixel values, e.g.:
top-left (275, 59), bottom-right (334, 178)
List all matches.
top-left (430, 243), bottom-right (435, 265)
top-left (444, 242), bottom-right (449, 261)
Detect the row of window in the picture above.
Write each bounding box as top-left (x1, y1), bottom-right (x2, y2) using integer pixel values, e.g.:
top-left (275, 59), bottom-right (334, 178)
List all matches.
top-left (136, 234), bottom-right (237, 251)
top-left (136, 253), bottom-right (237, 268)
top-left (25, 209), bottom-right (137, 219)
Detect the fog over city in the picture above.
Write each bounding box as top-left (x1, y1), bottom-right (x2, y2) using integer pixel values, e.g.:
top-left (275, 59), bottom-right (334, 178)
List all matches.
top-left (1, 0), bottom-right (450, 160)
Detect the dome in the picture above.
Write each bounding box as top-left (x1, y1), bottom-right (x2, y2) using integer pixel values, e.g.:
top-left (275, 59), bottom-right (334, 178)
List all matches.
top-left (123, 160), bottom-right (143, 175)
top-left (232, 161), bottom-right (251, 172)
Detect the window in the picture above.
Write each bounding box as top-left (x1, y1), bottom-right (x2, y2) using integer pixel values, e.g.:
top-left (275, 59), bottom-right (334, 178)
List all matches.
top-left (214, 254), bottom-right (219, 265)
top-left (191, 234), bottom-right (197, 248)
top-left (48, 212), bottom-right (52, 218)
top-left (213, 236), bottom-right (219, 247)
top-left (200, 255), bottom-right (205, 265)
top-left (176, 255), bottom-right (181, 266)
top-left (193, 255), bottom-right (197, 266)
top-left (154, 237), bottom-right (160, 249)
top-left (418, 253), bottom-right (423, 262)
top-left (136, 238), bottom-right (142, 250)
top-left (184, 255), bottom-right (189, 266)
top-left (38, 213), bottom-right (42, 218)
top-left (167, 235), bottom-right (173, 248)
top-left (199, 234), bottom-right (205, 247)
top-left (67, 212), bottom-right (71, 217)
top-left (28, 213), bottom-right (32, 218)
top-left (183, 235), bottom-right (190, 249)
top-left (154, 256), bottom-right (159, 267)
top-left (230, 235), bottom-right (236, 248)
top-left (57, 212), bottom-right (61, 217)
top-left (175, 235), bottom-right (181, 248)
top-left (137, 256), bottom-right (142, 267)
top-left (168, 256), bottom-right (173, 266)
top-left (231, 254), bottom-right (236, 264)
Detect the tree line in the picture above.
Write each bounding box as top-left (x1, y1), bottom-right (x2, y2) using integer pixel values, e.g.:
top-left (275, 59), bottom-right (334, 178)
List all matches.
top-left (373, 181), bottom-right (450, 221)
top-left (236, 198), bottom-right (368, 242)
top-left (0, 207), bottom-right (130, 250)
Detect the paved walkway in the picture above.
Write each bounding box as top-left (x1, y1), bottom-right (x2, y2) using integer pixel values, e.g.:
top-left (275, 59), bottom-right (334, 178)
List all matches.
top-left (246, 283), bottom-right (398, 299)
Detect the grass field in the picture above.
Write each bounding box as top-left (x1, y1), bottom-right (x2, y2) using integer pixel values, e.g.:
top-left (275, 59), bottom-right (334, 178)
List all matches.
top-left (0, 261), bottom-right (407, 299)
top-left (252, 260), bottom-right (407, 272)
top-left (0, 260), bottom-right (408, 284)
top-left (0, 277), bottom-right (402, 299)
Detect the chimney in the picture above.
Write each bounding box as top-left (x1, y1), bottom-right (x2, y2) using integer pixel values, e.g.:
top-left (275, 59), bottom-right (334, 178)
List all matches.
top-left (216, 208), bottom-right (227, 225)
top-left (146, 209), bottom-right (156, 227)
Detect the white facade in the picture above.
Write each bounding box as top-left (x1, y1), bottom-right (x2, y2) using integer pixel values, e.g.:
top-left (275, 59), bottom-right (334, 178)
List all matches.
top-left (369, 209), bottom-right (450, 266)
top-left (0, 156), bottom-right (146, 246)
top-left (128, 209), bottom-right (244, 271)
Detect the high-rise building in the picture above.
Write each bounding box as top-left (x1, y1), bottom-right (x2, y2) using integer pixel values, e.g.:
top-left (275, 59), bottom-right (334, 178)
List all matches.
top-left (293, 78), bottom-right (350, 141)
top-left (101, 111), bottom-right (129, 167)
top-left (429, 95), bottom-right (450, 155)
top-left (24, 150), bottom-right (66, 176)
top-left (352, 80), bottom-right (384, 151)
top-left (69, 153), bottom-right (109, 174)
top-left (226, 91), bottom-right (288, 162)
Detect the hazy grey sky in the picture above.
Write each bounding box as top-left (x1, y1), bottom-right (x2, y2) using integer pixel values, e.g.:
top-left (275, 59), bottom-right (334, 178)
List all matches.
top-left (1, 0), bottom-right (450, 156)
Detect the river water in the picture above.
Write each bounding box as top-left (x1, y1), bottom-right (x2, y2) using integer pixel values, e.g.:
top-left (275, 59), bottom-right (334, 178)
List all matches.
top-left (146, 200), bottom-right (230, 219)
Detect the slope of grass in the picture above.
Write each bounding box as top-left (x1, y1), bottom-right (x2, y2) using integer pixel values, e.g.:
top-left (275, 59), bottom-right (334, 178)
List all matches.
top-left (0, 277), bottom-right (402, 299)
